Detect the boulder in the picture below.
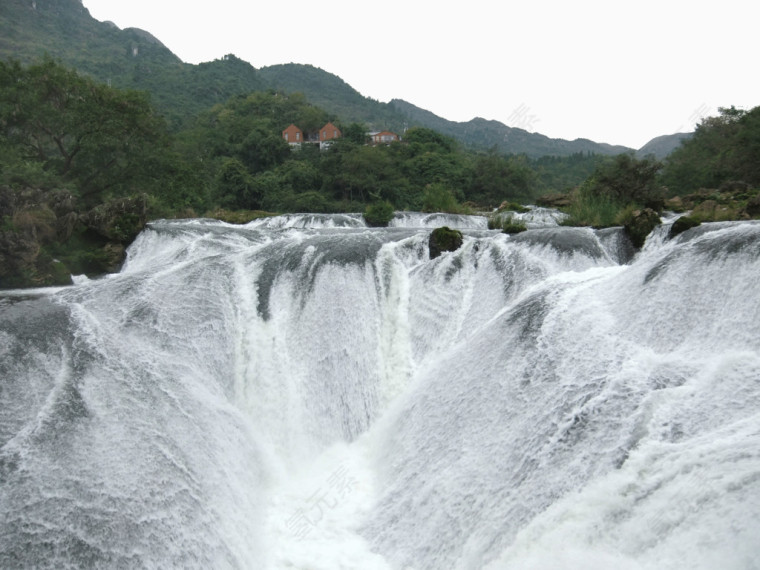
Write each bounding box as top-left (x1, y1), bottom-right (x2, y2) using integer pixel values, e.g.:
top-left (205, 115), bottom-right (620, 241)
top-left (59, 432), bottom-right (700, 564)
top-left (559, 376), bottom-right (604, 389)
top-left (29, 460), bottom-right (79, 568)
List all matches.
top-left (429, 226), bottom-right (463, 259)
top-left (744, 194), bottom-right (760, 218)
top-left (669, 215), bottom-right (701, 238)
top-left (536, 192), bottom-right (572, 208)
top-left (664, 195), bottom-right (684, 212)
top-left (623, 208), bottom-right (661, 249)
top-left (81, 194), bottom-right (148, 243)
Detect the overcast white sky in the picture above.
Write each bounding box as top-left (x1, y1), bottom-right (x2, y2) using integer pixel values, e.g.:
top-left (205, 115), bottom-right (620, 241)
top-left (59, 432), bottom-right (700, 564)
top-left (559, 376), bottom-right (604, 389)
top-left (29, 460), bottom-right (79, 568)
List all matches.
top-left (82, 0), bottom-right (757, 149)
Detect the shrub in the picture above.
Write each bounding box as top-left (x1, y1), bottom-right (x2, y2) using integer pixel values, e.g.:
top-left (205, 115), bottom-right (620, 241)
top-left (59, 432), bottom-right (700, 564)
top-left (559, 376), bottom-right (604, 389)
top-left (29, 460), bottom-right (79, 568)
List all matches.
top-left (363, 201), bottom-right (395, 227)
top-left (289, 191), bottom-right (335, 213)
top-left (500, 220), bottom-right (528, 234)
top-left (488, 214), bottom-right (527, 234)
top-left (421, 183), bottom-right (461, 213)
top-left (561, 183), bottom-right (621, 227)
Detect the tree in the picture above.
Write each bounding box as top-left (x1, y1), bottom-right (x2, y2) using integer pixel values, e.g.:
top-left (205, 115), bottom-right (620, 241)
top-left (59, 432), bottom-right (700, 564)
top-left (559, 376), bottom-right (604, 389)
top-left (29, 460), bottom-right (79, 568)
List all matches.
top-left (467, 153), bottom-right (536, 206)
top-left (403, 127), bottom-right (458, 153)
top-left (342, 122), bottom-right (369, 145)
top-left (421, 183), bottom-right (461, 213)
top-left (590, 153), bottom-right (663, 208)
top-left (663, 106), bottom-right (760, 194)
top-left (0, 58), bottom-right (168, 205)
top-left (216, 157), bottom-right (260, 209)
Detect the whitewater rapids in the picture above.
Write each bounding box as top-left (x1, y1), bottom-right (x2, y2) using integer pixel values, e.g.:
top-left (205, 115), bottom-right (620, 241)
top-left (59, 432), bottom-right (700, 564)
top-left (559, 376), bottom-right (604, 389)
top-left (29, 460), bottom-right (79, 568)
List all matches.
top-left (1, 212), bottom-right (758, 569)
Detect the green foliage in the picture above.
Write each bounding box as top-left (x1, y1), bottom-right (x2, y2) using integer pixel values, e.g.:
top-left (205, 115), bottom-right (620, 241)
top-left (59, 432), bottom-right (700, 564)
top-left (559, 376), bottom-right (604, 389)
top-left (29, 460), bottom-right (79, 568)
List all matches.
top-left (1, 215), bottom-right (14, 232)
top-left (490, 217), bottom-right (527, 234)
top-left (468, 152), bottom-right (537, 206)
top-left (0, 58), bottom-right (169, 205)
top-left (403, 127), bottom-right (458, 153)
top-left (560, 153), bottom-right (665, 228)
top-left (587, 153), bottom-right (664, 208)
top-left (45, 227), bottom-right (117, 277)
top-left (421, 183), bottom-right (462, 213)
top-left (531, 152), bottom-right (608, 194)
top-left (342, 123), bottom-right (369, 144)
top-left (363, 201), bottom-right (395, 227)
top-left (288, 191), bottom-right (334, 213)
top-left (216, 157), bottom-right (260, 210)
top-left (561, 181), bottom-right (622, 227)
top-left (662, 106), bottom-right (760, 194)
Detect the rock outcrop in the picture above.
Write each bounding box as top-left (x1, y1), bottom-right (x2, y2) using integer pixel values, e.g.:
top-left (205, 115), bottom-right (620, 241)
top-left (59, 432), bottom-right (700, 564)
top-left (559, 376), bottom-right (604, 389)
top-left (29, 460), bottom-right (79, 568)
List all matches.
top-left (623, 208), bottom-right (661, 249)
top-left (429, 226), bottom-right (463, 259)
top-left (0, 188), bottom-right (148, 288)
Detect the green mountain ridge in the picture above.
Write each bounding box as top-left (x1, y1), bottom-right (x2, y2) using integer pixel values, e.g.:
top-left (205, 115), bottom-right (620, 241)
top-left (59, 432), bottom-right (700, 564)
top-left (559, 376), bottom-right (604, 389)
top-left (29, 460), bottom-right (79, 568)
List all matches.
top-left (1, 0), bottom-right (682, 157)
top-left (389, 99), bottom-right (635, 158)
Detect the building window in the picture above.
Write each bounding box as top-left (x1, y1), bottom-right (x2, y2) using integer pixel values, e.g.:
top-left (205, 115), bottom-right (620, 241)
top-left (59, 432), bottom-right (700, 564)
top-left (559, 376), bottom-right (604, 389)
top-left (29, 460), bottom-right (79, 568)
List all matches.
top-left (284, 133), bottom-right (289, 141)
top-left (296, 132), bottom-right (300, 141)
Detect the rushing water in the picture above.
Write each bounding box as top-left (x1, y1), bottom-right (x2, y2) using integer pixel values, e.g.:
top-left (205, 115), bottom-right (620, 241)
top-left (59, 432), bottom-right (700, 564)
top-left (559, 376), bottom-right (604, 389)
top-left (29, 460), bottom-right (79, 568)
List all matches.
top-left (1, 212), bottom-right (759, 569)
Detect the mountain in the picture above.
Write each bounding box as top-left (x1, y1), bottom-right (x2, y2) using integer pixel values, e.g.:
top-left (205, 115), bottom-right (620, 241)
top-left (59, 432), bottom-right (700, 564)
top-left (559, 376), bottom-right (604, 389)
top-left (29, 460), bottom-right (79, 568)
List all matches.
top-left (390, 99), bottom-right (634, 158)
top-left (0, 0), bottom-right (660, 156)
top-left (636, 132), bottom-right (693, 159)
top-left (257, 64), bottom-right (407, 132)
top-left (0, 0), bottom-right (266, 127)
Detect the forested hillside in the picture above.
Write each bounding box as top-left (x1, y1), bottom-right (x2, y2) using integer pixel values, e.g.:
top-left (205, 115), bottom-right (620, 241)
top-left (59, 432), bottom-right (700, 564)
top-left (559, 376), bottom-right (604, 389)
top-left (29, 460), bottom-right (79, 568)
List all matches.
top-left (390, 99), bottom-right (633, 158)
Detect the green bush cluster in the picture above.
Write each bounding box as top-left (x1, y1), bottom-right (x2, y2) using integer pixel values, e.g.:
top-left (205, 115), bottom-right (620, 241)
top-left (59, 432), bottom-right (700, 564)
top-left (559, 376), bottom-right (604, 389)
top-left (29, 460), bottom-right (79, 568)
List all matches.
top-left (363, 201), bottom-right (395, 227)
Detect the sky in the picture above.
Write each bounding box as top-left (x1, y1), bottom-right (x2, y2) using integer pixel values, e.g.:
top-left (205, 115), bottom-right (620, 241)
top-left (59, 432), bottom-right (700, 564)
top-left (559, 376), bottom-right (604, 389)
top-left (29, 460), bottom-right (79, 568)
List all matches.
top-left (82, 0), bottom-right (757, 149)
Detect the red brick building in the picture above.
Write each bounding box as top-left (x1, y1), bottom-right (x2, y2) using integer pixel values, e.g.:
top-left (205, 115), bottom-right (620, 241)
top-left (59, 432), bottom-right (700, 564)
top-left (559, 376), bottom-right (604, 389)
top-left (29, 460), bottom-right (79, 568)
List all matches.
top-left (282, 124), bottom-right (303, 145)
top-left (320, 122), bottom-right (341, 141)
top-left (371, 131), bottom-right (399, 144)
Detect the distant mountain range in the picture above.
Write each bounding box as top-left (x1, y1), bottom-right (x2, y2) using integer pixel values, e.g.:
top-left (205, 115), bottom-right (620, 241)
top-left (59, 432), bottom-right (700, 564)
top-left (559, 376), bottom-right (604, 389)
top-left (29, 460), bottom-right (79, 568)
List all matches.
top-left (0, 0), bottom-right (688, 158)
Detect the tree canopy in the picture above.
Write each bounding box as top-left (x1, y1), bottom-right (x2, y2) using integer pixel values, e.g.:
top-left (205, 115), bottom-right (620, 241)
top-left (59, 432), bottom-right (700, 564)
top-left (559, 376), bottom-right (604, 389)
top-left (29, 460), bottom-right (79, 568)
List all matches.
top-left (0, 58), bottom-right (169, 205)
top-left (662, 106), bottom-right (760, 194)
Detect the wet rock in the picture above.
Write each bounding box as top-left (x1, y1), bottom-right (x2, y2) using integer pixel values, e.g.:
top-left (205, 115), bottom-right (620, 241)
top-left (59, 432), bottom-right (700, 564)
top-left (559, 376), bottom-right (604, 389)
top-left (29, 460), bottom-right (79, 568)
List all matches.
top-left (81, 194), bottom-right (148, 243)
top-left (744, 194), bottom-right (760, 218)
top-left (623, 208), bottom-right (661, 249)
top-left (429, 226), bottom-right (463, 259)
top-left (669, 215), bottom-right (701, 238)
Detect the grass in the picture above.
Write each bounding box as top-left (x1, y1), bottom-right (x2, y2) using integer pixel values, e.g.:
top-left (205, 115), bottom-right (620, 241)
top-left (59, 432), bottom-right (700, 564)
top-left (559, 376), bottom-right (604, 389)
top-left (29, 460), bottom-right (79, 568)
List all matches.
top-left (560, 189), bottom-right (622, 228)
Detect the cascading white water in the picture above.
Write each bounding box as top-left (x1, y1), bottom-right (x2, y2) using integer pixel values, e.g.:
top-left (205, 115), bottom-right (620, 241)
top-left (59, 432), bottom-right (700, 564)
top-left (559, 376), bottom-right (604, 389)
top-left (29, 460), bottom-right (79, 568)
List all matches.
top-left (388, 212), bottom-right (490, 229)
top-left (1, 214), bottom-right (758, 569)
top-left (489, 206), bottom-right (569, 228)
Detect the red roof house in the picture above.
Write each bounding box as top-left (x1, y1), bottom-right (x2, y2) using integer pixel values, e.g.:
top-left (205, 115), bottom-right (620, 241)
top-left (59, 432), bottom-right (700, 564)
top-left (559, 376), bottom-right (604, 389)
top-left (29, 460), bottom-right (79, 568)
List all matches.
top-left (320, 122), bottom-right (342, 141)
top-left (371, 131), bottom-right (399, 144)
top-left (282, 124), bottom-right (303, 145)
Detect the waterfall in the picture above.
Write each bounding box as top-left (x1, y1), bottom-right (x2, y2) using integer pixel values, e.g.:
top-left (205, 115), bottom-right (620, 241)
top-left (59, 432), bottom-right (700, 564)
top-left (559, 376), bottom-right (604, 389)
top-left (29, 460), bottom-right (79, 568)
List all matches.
top-left (489, 206), bottom-right (569, 228)
top-left (1, 215), bottom-right (758, 569)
